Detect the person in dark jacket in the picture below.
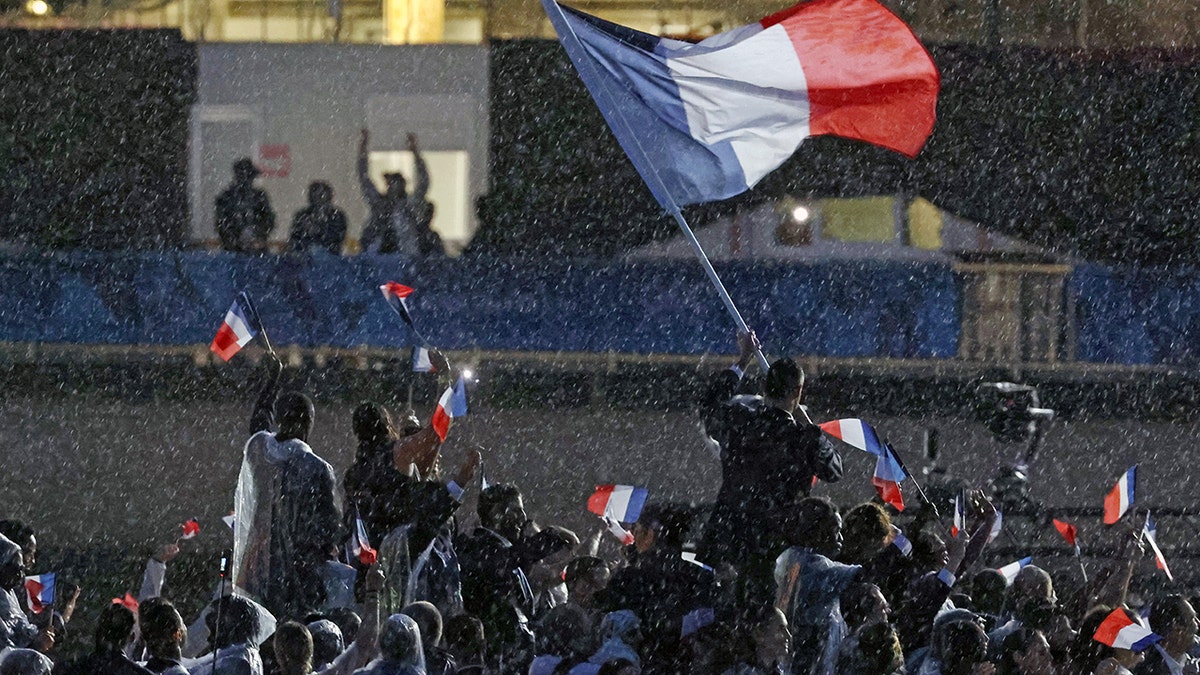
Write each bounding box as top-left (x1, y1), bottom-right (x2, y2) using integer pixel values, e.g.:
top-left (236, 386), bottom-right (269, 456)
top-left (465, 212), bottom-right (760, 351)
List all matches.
top-left (215, 158), bottom-right (275, 253)
top-left (1134, 595), bottom-right (1198, 675)
top-left (356, 129), bottom-right (433, 256)
top-left (289, 181), bottom-right (347, 255)
top-left (53, 604), bottom-right (152, 675)
top-left (698, 330), bottom-right (844, 613)
top-left (234, 354), bottom-right (343, 620)
top-left (600, 503), bottom-right (719, 674)
top-left (455, 485), bottom-right (574, 672)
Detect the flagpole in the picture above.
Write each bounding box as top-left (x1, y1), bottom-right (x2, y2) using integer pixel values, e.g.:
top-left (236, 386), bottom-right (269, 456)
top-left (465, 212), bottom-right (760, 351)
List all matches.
top-left (239, 291), bottom-right (277, 358)
top-left (1074, 545), bottom-right (1088, 583)
top-left (545, 0), bottom-right (769, 374)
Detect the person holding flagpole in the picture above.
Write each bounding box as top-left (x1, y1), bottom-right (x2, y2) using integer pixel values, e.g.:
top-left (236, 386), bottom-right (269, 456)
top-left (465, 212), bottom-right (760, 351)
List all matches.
top-left (232, 352), bottom-right (343, 620)
top-left (698, 330), bottom-right (844, 615)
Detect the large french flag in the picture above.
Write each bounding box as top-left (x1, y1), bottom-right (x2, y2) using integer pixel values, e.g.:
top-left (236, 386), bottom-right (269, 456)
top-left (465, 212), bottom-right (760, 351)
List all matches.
top-left (588, 485), bottom-right (649, 523)
top-left (431, 375), bottom-right (469, 442)
top-left (24, 573), bottom-right (55, 614)
top-left (1103, 466), bottom-right (1136, 525)
top-left (542, 0), bottom-right (939, 209)
top-left (1093, 607), bottom-right (1161, 652)
top-left (210, 294), bottom-right (259, 362)
top-left (820, 419), bottom-right (885, 456)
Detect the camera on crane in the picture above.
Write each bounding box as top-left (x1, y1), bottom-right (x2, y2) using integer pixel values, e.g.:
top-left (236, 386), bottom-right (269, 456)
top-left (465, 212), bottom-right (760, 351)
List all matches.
top-left (974, 382), bottom-right (1055, 443)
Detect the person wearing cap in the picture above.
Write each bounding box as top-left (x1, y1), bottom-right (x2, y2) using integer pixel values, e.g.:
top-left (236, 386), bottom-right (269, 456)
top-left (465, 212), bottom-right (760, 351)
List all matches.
top-left (215, 157), bottom-right (276, 253)
top-left (698, 329), bottom-right (844, 615)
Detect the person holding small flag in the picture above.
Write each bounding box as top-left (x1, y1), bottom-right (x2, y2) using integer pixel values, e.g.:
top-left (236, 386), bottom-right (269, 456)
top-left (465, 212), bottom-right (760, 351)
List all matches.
top-left (1134, 595), bottom-right (1198, 675)
top-left (0, 534), bottom-right (54, 654)
top-left (232, 352), bottom-right (343, 620)
top-left (698, 330), bottom-right (843, 614)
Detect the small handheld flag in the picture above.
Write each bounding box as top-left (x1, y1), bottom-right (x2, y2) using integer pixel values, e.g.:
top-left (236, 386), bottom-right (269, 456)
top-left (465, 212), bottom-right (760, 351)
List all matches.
top-left (412, 347), bottom-right (435, 373)
top-left (210, 294), bottom-right (260, 362)
top-left (380, 282), bottom-right (428, 344)
top-left (588, 485), bottom-right (649, 523)
top-left (819, 419), bottom-right (885, 456)
top-left (1053, 518), bottom-right (1078, 548)
top-left (996, 557), bottom-right (1032, 585)
top-left (24, 573), bottom-right (55, 614)
top-left (872, 444), bottom-right (907, 511)
top-left (222, 513), bottom-right (236, 530)
top-left (988, 510), bottom-right (1003, 544)
top-left (950, 491), bottom-right (965, 537)
top-left (1143, 514), bottom-right (1173, 581)
top-left (1093, 607), bottom-right (1161, 652)
top-left (349, 515), bottom-right (378, 565)
top-left (431, 375), bottom-right (469, 442)
top-left (112, 592), bottom-right (139, 614)
top-left (180, 519), bottom-right (200, 540)
top-left (1103, 466), bottom-right (1136, 525)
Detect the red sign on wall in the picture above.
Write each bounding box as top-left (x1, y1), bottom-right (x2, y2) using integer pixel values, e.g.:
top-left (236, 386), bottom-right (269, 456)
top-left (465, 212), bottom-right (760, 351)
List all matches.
top-left (258, 144), bottom-right (291, 178)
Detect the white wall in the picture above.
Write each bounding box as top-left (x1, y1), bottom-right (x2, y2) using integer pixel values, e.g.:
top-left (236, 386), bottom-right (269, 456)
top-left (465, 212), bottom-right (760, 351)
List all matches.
top-left (192, 42), bottom-right (490, 252)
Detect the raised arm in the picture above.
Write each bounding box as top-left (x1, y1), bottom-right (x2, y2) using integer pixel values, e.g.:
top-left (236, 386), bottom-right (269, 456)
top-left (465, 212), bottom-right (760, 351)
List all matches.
top-left (357, 128), bottom-right (382, 203)
top-left (700, 331), bottom-right (759, 452)
top-left (248, 353), bottom-right (283, 436)
top-left (407, 133), bottom-right (429, 202)
top-left (321, 566), bottom-right (384, 674)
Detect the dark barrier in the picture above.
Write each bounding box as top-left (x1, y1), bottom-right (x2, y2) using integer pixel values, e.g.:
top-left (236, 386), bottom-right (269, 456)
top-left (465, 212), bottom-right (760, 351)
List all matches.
top-left (0, 252), bottom-right (960, 358)
top-left (1073, 264), bottom-right (1200, 365)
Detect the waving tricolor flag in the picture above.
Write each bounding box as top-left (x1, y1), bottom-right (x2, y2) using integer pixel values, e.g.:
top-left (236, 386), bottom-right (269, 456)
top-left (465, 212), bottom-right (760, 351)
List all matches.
top-left (891, 526), bottom-right (912, 557)
top-left (1053, 518), bottom-right (1079, 549)
top-left (112, 592), bottom-right (139, 613)
top-left (1093, 608), bottom-right (1161, 652)
top-left (589, 485), bottom-right (649, 523)
top-left (872, 444), bottom-right (907, 511)
top-left (24, 573), bottom-right (55, 614)
top-left (210, 293), bottom-right (260, 362)
top-left (380, 282), bottom-right (429, 344)
top-left (1103, 466), bottom-right (1136, 525)
top-left (541, 0), bottom-right (938, 210)
top-left (820, 419), bottom-right (885, 456)
top-left (412, 347), bottom-right (435, 373)
top-left (180, 519), bottom-right (200, 540)
top-left (431, 375), bottom-right (469, 442)
top-left (1143, 514), bottom-right (1173, 581)
top-left (349, 515), bottom-right (377, 565)
top-left (996, 556), bottom-right (1032, 585)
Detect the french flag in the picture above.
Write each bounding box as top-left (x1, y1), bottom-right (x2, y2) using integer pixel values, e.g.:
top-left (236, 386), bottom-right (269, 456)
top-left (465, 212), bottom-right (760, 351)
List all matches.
top-left (588, 485), bottom-right (649, 523)
top-left (24, 573), bottom-right (55, 614)
top-left (819, 419), bottom-right (885, 456)
top-left (1103, 466), bottom-right (1136, 525)
top-left (1053, 518), bottom-right (1078, 549)
top-left (996, 556), bottom-right (1032, 585)
top-left (431, 375), bottom-right (468, 442)
top-left (872, 444), bottom-right (906, 511)
top-left (950, 491), bottom-right (965, 537)
top-left (349, 516), bottom-right (377, 565)
top-left (180, 519), bottom-right (200, 540)
top-left (1093, 607), bottom-right (1161, 652)
top-left (210, 294), bottom-right (259, 362)
top-left (1143, 514), bottom-right (1173, 581)
top-left (412, 347), bottom-right (435, 373)
top-left (542, 0), bottom-right (938, 210)
top-left (380, 282), bottom-right (423, 335)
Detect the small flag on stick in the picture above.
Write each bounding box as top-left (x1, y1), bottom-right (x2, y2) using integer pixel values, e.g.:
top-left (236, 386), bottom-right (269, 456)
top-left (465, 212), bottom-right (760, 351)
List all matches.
top-left (24, 573), bottom-right (55, 614)
top-left (950, 491), bottom-right (965, 537)
top-left (1093, 607), bottom-right (1161, 651)
top-left (1053, 518), bottom-right (1078, 548)
top-left (412, 347), bottom-right (435, 373)
top-left (1103, 466), bottom-right (1136, 525)
top-left (820, 419), bottom-right (885, 456)
top-left (210, 294), bottom-right (261, 362)
top-left (349, 514), bottom-right (377, 565)
top-left (1143, 513), bottom-right (1173, 581)
top-left (431, 375), bottom-right (469, 442)
top-left (997, 556), bottom-right (1032, 585)
top-left (588, 485), bottom-right (649, 523)
top-left (380, 282), bottom-right (429, 344)
top-left (112, 592), bottom-right (139, 614)
top-left (180, 519), bottom-right (200, 540)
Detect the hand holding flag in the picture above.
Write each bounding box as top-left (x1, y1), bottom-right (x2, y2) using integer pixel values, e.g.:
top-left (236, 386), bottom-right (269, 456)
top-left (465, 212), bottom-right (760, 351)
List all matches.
top-left (431, 375), bottom-right (469, 442)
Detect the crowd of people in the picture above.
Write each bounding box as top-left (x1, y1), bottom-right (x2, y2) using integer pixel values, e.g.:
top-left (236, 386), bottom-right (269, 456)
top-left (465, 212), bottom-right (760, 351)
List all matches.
top-left (0, 332), bottom-right (1196, 675)
top-left (215, 129), bottom-right (436, 257)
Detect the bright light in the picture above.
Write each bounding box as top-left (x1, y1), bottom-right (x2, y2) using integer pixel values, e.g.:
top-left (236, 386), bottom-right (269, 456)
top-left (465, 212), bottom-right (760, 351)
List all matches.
top-left (791, 206), bottom-right (810, 222)
top-left (25, 0), bottom-right (49, 15)
top-left (461, 369), bottom-right (475, 381)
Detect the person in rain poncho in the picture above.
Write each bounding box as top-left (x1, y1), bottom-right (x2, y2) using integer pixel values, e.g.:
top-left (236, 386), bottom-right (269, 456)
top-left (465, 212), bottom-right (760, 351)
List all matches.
top-left (351, 614), bottom-right (425, 675)
top-left (0, 648), bottom-right (52, 675)
top-left (0, 535), bottom-right (51, 654)
top-left (588, 610), bottom-right (641, 668)
top-left (233, 354), bottom-right (343, 620)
